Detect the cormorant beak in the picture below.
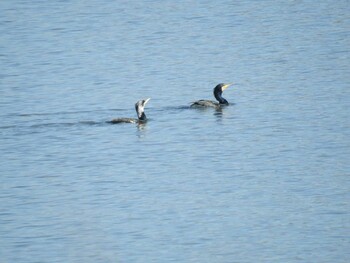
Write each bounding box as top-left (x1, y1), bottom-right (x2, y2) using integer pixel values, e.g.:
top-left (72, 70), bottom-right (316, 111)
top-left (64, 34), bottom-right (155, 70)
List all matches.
top-left (143, 98), bottom-right (151, 106)
top-left (222, 83), bottom-right (232, 91)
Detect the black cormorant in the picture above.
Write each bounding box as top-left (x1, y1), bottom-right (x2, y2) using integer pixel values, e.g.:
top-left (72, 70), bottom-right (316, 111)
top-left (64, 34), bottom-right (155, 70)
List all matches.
top-left (108, 98), bottom-right (150, 124)
top-left (190, 83), bottom-right (232, 108)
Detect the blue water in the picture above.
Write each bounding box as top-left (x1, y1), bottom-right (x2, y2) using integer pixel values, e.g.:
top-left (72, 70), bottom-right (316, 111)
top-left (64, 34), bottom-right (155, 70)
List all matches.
top-left (1, 1), bottom-right (349, 262)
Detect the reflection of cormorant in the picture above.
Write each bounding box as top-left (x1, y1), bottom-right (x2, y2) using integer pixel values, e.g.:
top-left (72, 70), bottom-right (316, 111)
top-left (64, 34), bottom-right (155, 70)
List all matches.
top-left (107, 98), bottom-right (150, 124)
top-left (191, 83), bottom-right (232, 109)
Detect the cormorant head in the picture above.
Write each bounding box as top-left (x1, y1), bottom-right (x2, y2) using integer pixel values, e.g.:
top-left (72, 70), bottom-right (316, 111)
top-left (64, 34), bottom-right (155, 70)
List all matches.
top-left (135, 98), bottom-right (150, 120)
top-left (213, 83), bottom-right (232, 104)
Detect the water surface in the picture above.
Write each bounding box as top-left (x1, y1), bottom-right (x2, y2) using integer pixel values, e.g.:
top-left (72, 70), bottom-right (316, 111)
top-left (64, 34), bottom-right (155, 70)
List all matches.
top-left (1, 1), bottom-right (349, 262)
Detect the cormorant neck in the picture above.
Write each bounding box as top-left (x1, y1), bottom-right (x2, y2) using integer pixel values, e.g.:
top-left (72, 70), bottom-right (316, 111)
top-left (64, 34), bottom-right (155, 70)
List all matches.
top-left (214, 90), bottom-right (228, 105)
top-left (138, 112), bottom-right (147, 121)
top-left (219, 98), bottom-right (229, 105)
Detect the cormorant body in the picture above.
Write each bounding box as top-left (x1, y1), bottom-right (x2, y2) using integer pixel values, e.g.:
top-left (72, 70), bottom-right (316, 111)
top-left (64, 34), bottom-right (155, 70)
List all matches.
top-left (191, 83), bottom-right (232, 109)
top-left (108, 98), bottom-right (150, 124)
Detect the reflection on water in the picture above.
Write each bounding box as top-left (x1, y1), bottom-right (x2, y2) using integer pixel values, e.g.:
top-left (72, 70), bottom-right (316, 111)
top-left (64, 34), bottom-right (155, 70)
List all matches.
top-left (214, 107), bottom-right (224, 118)
top-left (1, 0), bottom-right (349, 262)
top-left (136, 122), bottom-right (148, 132)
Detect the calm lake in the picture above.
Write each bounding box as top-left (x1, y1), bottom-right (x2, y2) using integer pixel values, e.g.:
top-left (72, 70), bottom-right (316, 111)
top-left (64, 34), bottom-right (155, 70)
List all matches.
top-left (1, 1), bottom-right (349, 262)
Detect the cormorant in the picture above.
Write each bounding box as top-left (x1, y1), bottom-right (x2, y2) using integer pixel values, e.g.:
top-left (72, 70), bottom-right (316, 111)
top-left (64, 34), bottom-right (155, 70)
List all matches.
top-left (190, 83), bottom-right (232, 108)
top-left (108, 98), bottom-right (150, 124)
